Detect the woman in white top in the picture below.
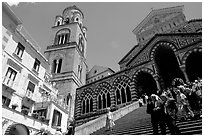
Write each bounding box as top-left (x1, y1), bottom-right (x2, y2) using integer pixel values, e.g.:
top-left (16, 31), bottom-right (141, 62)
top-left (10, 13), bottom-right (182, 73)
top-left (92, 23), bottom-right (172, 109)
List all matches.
top-left (105, 107), bottom-right (115, 131)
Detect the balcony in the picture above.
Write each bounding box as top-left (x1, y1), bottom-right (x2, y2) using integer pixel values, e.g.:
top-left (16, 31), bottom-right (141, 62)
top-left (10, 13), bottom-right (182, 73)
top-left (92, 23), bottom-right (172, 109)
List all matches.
top-left (2, 105), bottom-right (55, 134)
top-left (25, 89), bottom-right (33, 99)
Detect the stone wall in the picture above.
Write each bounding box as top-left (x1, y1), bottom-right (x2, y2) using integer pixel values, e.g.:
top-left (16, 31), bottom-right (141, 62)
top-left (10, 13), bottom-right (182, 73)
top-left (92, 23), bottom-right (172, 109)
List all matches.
top-left (75, 101), bottom-right (139, 135)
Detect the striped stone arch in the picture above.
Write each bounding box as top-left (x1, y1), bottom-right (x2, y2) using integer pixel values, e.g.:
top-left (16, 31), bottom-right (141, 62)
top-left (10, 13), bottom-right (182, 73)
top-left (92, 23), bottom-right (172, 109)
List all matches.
top-left (150, 41), bottom-right (177, 61)
top-left (181, 47), bottom-right (202, 65)
top-left (112, 75), bottom-right (137, 104)
top-left (75, 88), bottom-right (95, 117)
top-left (95, 82), bottom-right (112, 94)
top-left (80, 88), bottom-right (95, 99)
top-left (132, 67), bottom-right (155, 82)
top-left (95, 82), bottom-right (113, 110)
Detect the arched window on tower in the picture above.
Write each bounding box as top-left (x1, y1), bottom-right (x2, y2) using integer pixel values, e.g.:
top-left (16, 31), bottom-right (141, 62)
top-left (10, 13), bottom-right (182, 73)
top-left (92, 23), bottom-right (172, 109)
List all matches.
top-left (65, 18), bottom-right (69, 24)
top-left (55, 29), bottom-right (70, 45)
top-left (52, 59), bottom-right (63, 74)
top-left (57, 21), bottom-right (60, 26)
top-left (78, 34), bottom-right (84, 54)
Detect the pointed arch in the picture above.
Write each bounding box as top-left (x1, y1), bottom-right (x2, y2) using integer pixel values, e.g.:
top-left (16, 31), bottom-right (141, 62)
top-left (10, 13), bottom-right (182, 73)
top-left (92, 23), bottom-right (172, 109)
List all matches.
top-left (113, 75), bottom-right (135, 105)
top-left (95, 82), bottom-right (112, 110)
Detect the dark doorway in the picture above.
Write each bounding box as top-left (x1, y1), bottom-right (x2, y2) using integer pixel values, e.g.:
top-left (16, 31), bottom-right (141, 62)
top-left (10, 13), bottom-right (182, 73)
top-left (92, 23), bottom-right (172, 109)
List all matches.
top-left (154, 44), bottom-right (185, 88)
top-left (136, 72), bottom-right (157, 97)
top-left (186, 50), bottom-right (202, 82)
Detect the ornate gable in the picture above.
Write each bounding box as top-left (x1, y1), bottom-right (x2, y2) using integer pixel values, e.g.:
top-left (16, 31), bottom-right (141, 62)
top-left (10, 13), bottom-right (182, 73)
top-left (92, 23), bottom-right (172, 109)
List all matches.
top-left (133, 5), bottom-right (184, 35)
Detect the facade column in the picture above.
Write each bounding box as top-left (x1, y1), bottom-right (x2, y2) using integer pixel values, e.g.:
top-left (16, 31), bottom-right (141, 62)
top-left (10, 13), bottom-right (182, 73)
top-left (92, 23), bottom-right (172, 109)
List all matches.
top-left (58, 35), bottom-right (62, 44)
top-left (92, 94), bottom-right (97, 112)
top-left (180, 65), bottom-right (189, 83)
top-left (55, 59), bottom-right (59, 73)
top-left (110, 89), bottom-right (116, 107)
top-left (130, 81), bottom-right (137, 101)
top-left (153, 74), bottom-right (161, 93)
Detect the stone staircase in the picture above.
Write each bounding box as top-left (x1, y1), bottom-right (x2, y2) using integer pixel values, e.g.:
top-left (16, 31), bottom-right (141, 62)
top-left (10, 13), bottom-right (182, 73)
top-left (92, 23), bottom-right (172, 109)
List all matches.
top-left (92, 105), bottom-right (202, 135)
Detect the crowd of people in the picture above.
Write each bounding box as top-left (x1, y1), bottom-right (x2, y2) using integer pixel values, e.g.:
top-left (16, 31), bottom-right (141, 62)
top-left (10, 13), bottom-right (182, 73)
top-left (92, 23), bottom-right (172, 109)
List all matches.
top-left (34, 120), bottom-right (76, 135)
top-left (146, 79), bottom-right (202, 135)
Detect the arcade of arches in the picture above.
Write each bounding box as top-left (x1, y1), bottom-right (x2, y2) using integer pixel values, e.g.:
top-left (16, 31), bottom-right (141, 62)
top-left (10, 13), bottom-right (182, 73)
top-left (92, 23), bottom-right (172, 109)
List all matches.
top-left (75, 41), bottom-right (202, 123)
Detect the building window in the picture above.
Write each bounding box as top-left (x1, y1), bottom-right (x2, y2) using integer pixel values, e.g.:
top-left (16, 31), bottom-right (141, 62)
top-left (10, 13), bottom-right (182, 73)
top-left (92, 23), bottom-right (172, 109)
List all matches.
top-left (57, 21), bottom-right (60, 26)
top-left (2, 96), bottom-right (11, 107)
top-left (52, 110), bottom-right (62, 126)
top-left (78, 65), bottom-right (82, 80)
top-left (3, 67), bottom-right (17, 87)
top-left (55, 29), bottom-right (70, 45)
top-left (52, 59), bottom-right (62, 73)
top-left (33, 59), bottom-right (40, 72)
top-left (65, 18), bottom-right (69, 24)
top-left (78, 34), bottom-right (84, 54)
top-left (26, 81), bottom-right (35, 98)
top-left (14, 43), bottom-right (25, 58)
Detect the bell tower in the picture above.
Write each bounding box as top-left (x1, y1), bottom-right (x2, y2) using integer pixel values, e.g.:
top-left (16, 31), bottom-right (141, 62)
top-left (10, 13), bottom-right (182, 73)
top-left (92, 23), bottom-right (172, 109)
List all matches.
top-left (44, 5), bottom-right (88, 119)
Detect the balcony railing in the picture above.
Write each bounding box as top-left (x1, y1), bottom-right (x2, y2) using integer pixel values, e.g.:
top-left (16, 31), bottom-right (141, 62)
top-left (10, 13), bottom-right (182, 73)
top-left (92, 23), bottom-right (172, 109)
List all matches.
top-left (3, 77), bottom-right (14, 88)
top-left (25, 89), bottom-right (33, 99)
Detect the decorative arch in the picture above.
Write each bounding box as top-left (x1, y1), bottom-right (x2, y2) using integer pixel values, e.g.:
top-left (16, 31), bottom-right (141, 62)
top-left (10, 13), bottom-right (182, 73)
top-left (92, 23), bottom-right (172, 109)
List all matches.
top-left (181, 47), bottom-right (202, 65)
top-left (113, 75), bottom-right (134, 105)
top-left (150, 41), bottom-right (177, 61)
top-left (55, 15), bottom-right (63, 26)
top-left (78, 34), bottom-right (84, 54)
top-left (55, 28), bottom-right (71, 45)
top-left (132, 67), bottom-right (154, 81)
top-left (80, 88), bottom-right (96, 114)
top-left (182, 46), bottom-right (202, 82)
top-left (80, 88), bottom-right (95, 99)
top-left (132, 68), bottom-right (157, 96)
top-left (95, 82), bottom-right (112, 110)
top-left (51, 52), bottom-right (65, 74)
top-left (95, 82), bottom-right (112, 94)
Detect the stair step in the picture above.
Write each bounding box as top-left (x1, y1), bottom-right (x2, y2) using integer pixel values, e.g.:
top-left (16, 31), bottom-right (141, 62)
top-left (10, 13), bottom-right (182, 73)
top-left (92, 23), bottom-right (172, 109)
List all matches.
top-left (91, 105), bottom-right (202, 135)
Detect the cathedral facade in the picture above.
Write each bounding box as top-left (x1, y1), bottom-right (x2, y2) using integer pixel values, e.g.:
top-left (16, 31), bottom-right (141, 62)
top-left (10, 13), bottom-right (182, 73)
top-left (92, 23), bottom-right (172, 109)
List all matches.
top-left (74, 5), bottom-right (202, 125)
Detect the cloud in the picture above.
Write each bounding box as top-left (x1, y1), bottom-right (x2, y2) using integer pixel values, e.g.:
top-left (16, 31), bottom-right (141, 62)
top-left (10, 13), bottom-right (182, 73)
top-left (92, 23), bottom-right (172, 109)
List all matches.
top-left (7, 2), bottom-right (20, 6)
top-left (110, 41), bottom-right (120, 49)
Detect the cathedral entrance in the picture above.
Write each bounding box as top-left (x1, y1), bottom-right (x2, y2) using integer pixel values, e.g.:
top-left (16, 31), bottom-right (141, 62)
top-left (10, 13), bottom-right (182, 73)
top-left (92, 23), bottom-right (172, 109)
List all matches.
top-left (135, 72), bottom-right (157, 97)
top-left (154, 44), bottom-right (185, 89)
top-left (185, 50), bottom-right (202, 82)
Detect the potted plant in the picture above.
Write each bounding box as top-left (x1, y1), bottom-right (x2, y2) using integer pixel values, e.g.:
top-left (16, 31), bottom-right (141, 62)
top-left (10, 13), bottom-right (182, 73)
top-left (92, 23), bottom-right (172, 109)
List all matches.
top-left (11, 103), bottom-right (18, 110)
top-left (21, 108), bottom-right (29, 115)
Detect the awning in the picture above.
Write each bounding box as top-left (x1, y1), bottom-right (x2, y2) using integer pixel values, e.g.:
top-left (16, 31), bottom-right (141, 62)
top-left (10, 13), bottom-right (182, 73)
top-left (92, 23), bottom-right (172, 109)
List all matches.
top-left (4, 123), bottom-right (30, 135)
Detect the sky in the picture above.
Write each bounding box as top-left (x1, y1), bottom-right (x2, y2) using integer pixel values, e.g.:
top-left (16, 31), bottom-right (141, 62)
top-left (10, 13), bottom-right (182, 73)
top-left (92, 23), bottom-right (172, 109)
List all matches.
top-left (8, 2), bottom-right (202, 72)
